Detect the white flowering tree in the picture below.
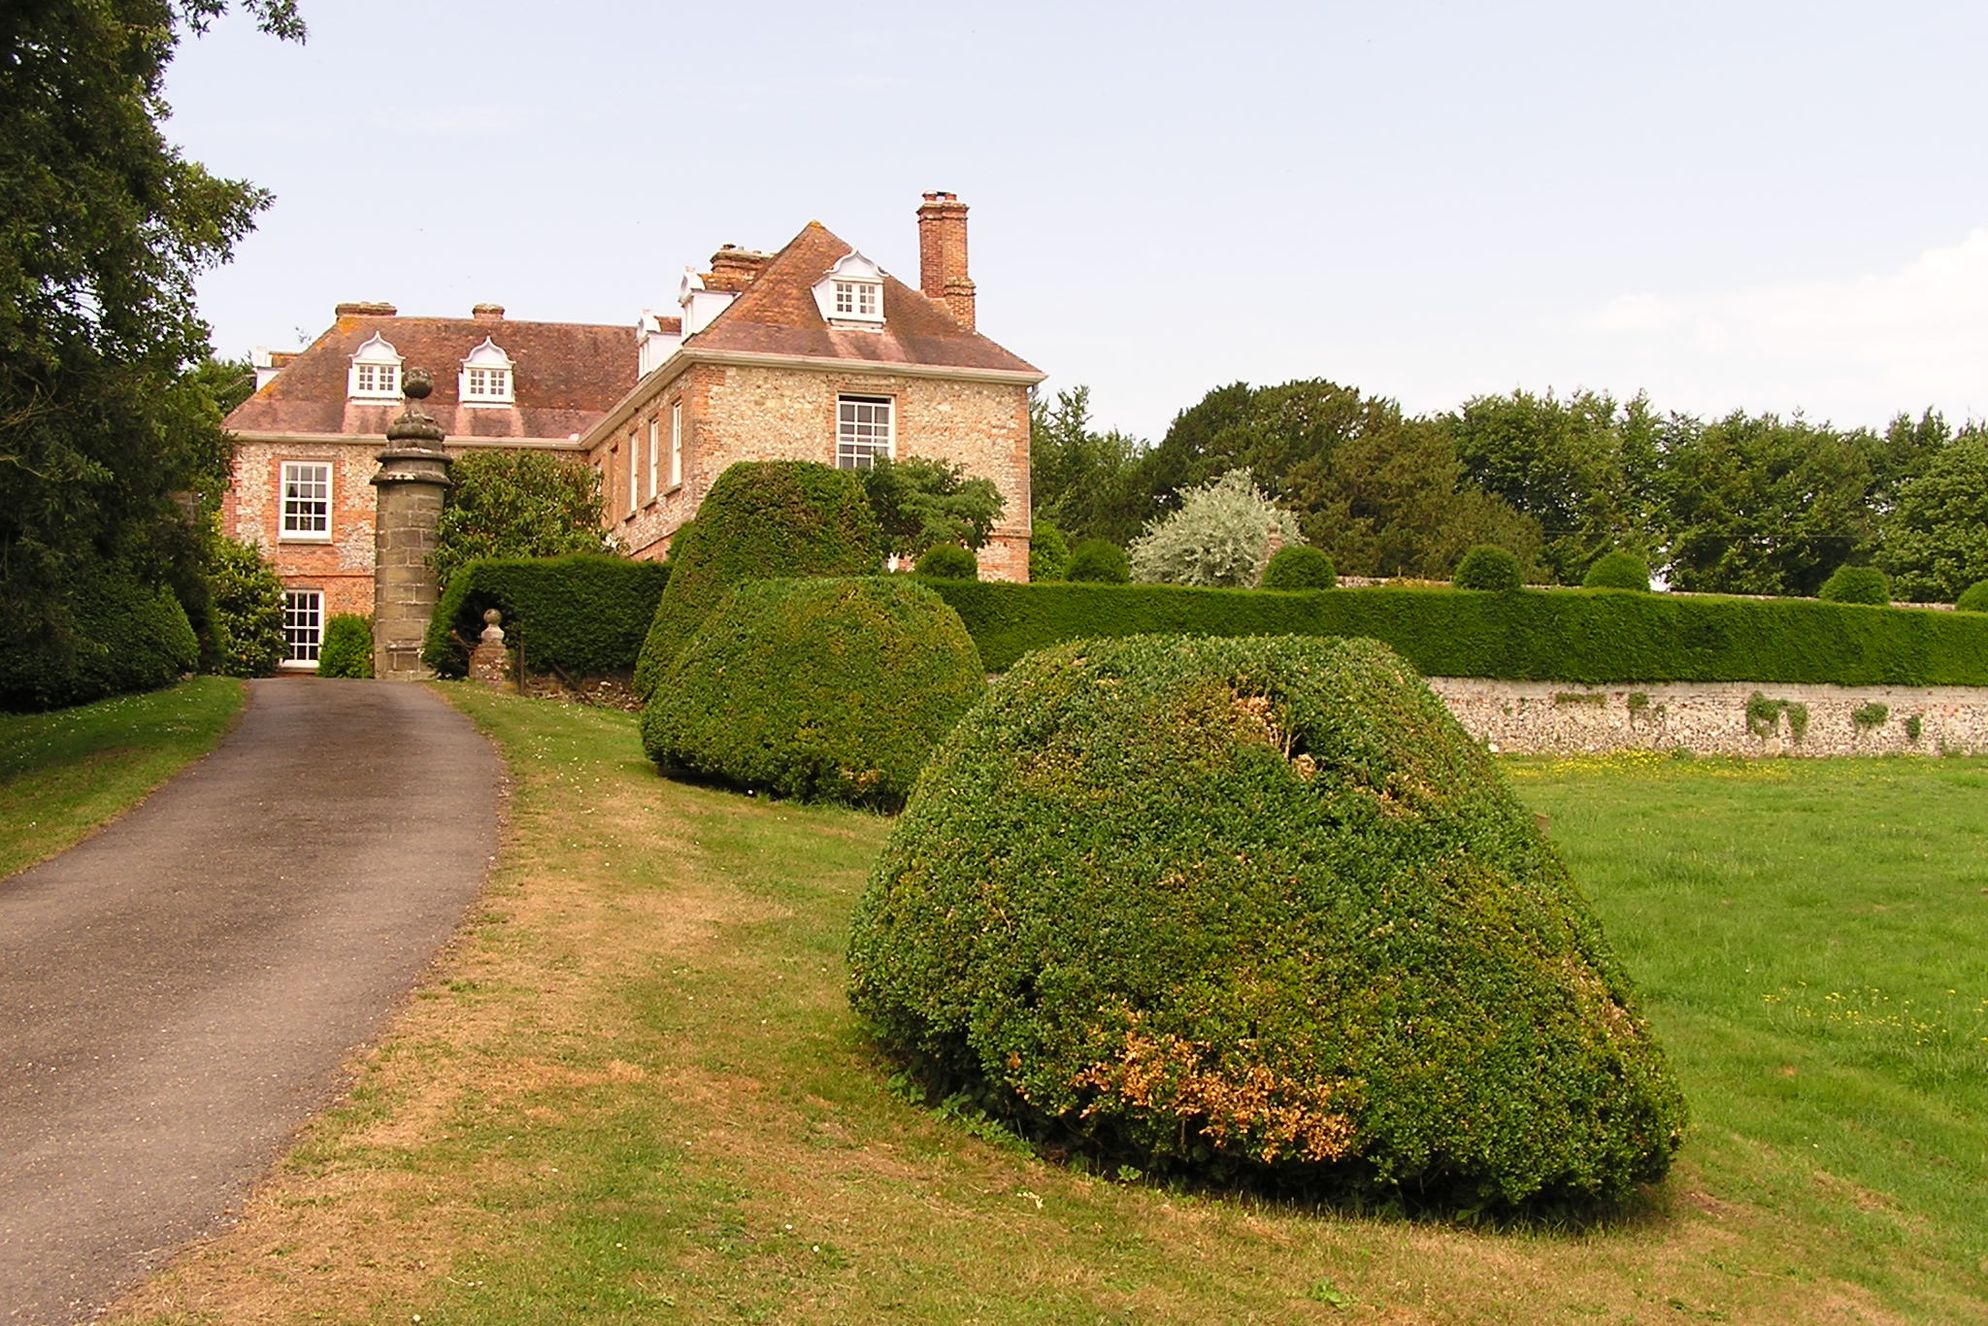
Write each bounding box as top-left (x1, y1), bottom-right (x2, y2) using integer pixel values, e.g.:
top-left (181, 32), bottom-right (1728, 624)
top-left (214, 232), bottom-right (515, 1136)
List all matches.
top-left (1128, 469), bottom-right (1304, 588)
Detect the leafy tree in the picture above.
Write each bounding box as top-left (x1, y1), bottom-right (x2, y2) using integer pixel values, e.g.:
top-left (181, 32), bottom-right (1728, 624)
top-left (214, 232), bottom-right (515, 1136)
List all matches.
top-left (1, 1), bottom-right (303, 692)
top-left (1129, 469), bottom-right (1301, 588)
top-left (1028, 516), bottom-right (1070, 581)
top-left (1661, 411), bottom-right (1876, 597)
top-left (202, 532), bottom-right (285, 675)
top-left (1066, 538), bottom-right (1130, 584)
top-left (1029, 385), bottom-right (1148, 544)
top-left (1875, 433), bottom-right (1988, 602)
top-left (432, 450), bottom-right (619, 587)
top-left (861, 455), bottom-right (1003, 560)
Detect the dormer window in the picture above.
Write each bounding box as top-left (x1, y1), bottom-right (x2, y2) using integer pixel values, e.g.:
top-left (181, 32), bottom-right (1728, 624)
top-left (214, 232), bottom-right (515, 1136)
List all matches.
top-left (812, 251), bottom-right (885, 328)
top-left (347, 333), bottom-right (402, 400)
top-left (458, 337), bottom-right (515, 405)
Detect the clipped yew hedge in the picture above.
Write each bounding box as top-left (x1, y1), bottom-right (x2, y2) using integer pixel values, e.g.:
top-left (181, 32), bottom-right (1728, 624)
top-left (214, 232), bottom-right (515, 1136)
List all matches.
top-left (0, 567), bottom-right (198, 712)
top-left (423, 555), bottom-right (669, 679)
top-left (641, 576), bottom-right (983, 810)
top-left (848, 634), bottom-right (1686, 1210)
top-left (634, 461), bottom-right (881, 698)
top-left (925, 579), bottom-right (1988, 686)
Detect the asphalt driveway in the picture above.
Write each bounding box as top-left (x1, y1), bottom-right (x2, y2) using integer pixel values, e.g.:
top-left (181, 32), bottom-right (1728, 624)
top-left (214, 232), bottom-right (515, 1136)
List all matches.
top-left (0, 677), bottom-right (501, 1324)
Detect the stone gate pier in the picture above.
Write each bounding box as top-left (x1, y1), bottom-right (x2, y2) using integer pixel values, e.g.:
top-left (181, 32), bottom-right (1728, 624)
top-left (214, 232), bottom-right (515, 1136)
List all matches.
top-left (369, 370), bottom-right (452, 679)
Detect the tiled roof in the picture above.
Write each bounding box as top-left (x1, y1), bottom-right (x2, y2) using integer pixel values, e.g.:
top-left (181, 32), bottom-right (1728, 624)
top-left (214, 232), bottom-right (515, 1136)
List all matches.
top-left (687, 222), bottom-right (1040, 377)
top-left (226, 313), bottom-right (644, 439)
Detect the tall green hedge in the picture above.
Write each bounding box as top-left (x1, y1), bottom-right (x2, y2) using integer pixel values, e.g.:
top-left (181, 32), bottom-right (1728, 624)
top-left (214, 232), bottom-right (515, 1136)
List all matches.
top-left (0, 565), bottom-right (198, 711)
top-left (925, 579), bottom-right (1988, 686)
top-left (423, 555), bottom-right (669, 679)
top-left (633, 461), bottom-right (882, 698)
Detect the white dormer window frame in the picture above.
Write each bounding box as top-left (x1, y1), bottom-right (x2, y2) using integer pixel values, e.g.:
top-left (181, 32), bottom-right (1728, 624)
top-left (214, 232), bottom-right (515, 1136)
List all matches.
top-left (458, 337), bottom-right (515, 406)
top-left (812, 251), bottom-right (886, 329)
top-left (348, 333), bottom-right (403, 400)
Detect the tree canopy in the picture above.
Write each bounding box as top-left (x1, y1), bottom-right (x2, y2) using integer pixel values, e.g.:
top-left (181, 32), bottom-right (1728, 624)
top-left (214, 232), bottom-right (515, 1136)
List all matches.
top-left (431, 450), bottom-right (619, 588)
top-left (1, 1), bottom-right (304, 687)
top-left (860, 455), bottom-right (1003, 559)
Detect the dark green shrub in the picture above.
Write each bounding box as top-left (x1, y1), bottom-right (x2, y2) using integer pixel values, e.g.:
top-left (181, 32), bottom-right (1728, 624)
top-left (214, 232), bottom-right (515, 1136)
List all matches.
top-left (1261, 545), bottom-right (1337, 590)
top-left (1453, 544), bottom-right (1523, 591)
top-left (431, 449), bottom-right (617, 588)
top-left (633, 462), bottom-right (882, 698)
top-left (0, 561), bottom-right (198, 711)
top-left (922, 579), bottom-right (1988, 686)
top-left (1954, 580), bottom-right (1988, 613)
top-left (848, 634), bottom-right (1686, 1210)
top-left (641, 577), bottom-right (983, 811)
top-left (1066, 538), bottom-right (1130, 584)
top-left (317, 614), bottom-right (374, 678)
top-left (1029, 518), bottom-right (1071, 582)
top-left (1582, 550), bottom-right (1651, 592)
top-left (424, 555), bottom-right (669, 679)
top-left (914, 543), bottom-right (978, 580)
top-left (1818, 564), bottom-right (1889, 605)
top-left (203, 535), bottom-right (285, 677)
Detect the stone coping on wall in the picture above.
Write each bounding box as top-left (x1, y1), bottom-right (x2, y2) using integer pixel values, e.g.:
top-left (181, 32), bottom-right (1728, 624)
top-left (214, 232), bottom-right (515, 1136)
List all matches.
top-left (1426, 677), bottom-right (1988, 757)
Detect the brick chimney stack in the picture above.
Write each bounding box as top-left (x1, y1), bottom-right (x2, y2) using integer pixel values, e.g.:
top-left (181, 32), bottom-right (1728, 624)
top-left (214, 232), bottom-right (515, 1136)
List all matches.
top-left (705, 244), bottom-right (770, 292)
top-left (916, 191), bottom-right (975, 330)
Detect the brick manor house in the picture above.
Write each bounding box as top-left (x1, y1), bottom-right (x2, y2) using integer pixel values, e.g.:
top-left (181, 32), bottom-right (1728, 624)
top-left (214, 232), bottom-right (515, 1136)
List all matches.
top-left (222, 192), bottom-right (1044, 667)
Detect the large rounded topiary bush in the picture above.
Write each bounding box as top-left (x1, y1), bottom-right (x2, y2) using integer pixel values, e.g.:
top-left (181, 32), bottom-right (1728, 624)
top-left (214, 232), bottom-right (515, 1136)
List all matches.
top-left (1452, 544), bottom-right (1524, 591)
top-left (914, 543), bottom-right (978, 580)
top-left (1581, 550), bottom-right (1651, 592)
top-left (633, 462), bottom-right (882, 698)
top-left (1957, 579), bottom-right (1988, 613)
top-left (1818, 563), bottom-right (1890, 605)
top-left (848, 634), bottom-right (1685, 1210)
top-left (642, 577), bottom-right (983, 811)
top-left (1260, 544), bottom-right (1337, 590)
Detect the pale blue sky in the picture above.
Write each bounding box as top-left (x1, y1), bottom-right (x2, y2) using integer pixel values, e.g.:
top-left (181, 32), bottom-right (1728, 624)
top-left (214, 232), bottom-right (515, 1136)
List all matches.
top-left (166, 1), bottom-right (1988, 440)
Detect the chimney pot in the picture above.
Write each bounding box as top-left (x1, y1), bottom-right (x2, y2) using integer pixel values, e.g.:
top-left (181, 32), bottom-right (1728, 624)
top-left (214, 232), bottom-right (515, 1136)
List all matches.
top-left (335, 300), bottom-right (398, 318)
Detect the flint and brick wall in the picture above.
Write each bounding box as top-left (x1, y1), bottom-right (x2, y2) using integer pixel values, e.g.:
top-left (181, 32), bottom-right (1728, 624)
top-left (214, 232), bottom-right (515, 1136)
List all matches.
top-left (605, 361), bottom-right (1033, 581)
top-left (1429, 678), bottom-right (1988, 757)
top-left (224, 437), bottom-right (380, 621)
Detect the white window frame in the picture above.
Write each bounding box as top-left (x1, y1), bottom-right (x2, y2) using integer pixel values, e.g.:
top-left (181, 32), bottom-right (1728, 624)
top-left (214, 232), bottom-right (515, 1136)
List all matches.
top-left (833, 280), bottom-right (880, 319)
top-left (458, 336), bottom-right (516, 406)
top-left (646, 419), bottom-right (659, 502)
top-left (348, 333), bottom-right (403, 400)
top-left (836, 395), bottom-right (893, 471)
top-left (279, 461), bottom-right (332, 542)
top-left (626, 435), bottom-right (638, 516)
top-left (812, 251), bottom-right (886, 328)
top-left (669, 402), bottom-right (682, 488)
top-left (282, 589), bottom-right (324, 668)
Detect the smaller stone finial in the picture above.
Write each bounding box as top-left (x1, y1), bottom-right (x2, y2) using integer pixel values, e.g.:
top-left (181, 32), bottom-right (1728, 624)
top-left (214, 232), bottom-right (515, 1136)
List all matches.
top-left (480, 608), bottom-right (505, 644)
top-left (386, 368), bottom-right (445, 447)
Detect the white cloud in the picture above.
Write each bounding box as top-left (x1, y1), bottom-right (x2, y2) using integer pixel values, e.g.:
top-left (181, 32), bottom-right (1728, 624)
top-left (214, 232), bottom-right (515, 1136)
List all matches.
top-left (1573, 228), bottom-right (1988, 426)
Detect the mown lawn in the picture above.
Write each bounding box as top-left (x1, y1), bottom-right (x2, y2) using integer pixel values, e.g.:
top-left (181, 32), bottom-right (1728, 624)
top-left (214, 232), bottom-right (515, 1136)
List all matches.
top-left (113, 692), bottom-right (1987, 1324)
top-left (0, 677), bottom-right (245, 882)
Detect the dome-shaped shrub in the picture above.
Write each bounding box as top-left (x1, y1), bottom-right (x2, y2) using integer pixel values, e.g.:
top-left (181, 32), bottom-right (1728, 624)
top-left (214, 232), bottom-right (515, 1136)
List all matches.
top-left (914, 543), bottom-right (978, 580)
top-left (1582, 550), bottom-right (1650, 592)
top-left (633, 462), bottom-right (881, 698)
top-left (1261, 544), bottom-right (1337, 590)
top-left (1957, 579), bottom-right (1988, 613)
top-left (642, 577), bottom-right (982, 811)
top-left (1029, 520), bottom-right (1071, 582)
top-left (848, 634), bottom-right (1685, 1210)
top-left (1452, 544), bottom-right (1523, 591)
top-left (317, 614), bottom-right (374, 678)
top-left (1818, 564), bottom-right (1889, 605)
top-left (1066, 538), bottom-right (1130, 584)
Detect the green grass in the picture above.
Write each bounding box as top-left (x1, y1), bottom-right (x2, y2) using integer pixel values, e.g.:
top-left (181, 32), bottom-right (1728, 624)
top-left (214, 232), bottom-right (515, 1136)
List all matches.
top-left (0, 677), bottom-right (245, 881)
top-left (112, 698), bottom-right (1988, 1324)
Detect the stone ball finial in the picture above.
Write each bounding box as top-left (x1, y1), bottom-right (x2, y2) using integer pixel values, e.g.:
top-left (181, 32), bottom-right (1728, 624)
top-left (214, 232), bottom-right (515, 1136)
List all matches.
top-left (483, 608), bottom-right (502, 627)
top-left (403, 368), bottom-right (434, 401)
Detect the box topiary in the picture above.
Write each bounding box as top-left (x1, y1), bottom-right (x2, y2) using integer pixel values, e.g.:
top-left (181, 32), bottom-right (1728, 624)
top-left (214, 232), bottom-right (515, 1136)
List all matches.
top-left (1066, 538), bottom-right (1130, 584)
top-left (1954, 579), bottom-right (1988, 613)
top-left (1453, 544), bottom-right (1524, 591)
top-left (1818, 564), bottom-right (1889, 605)
top-left (1581, 550), bottom-right (1651, 592)
top-left (423, 555), bottom-right (668, 679)
top-left (0, 561), bottom-right (198, 712)
top-left (1260, 544), bottom-right (1337, 590)
top-left (633, 462), bottom-right (882, 699)
top-left (848, 633), bottom-right (1686, 1211)
top-left (642, 577), bottom-right (983, 811)
top-left (914, 543), bottom-right (978, 580)
top-left (316, 614), bottom-right (374, 678)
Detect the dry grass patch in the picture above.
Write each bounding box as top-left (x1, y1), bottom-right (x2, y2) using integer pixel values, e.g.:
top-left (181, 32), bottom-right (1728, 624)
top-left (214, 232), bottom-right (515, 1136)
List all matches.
top-left (108, 693), bottom-right (1983, 1324)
